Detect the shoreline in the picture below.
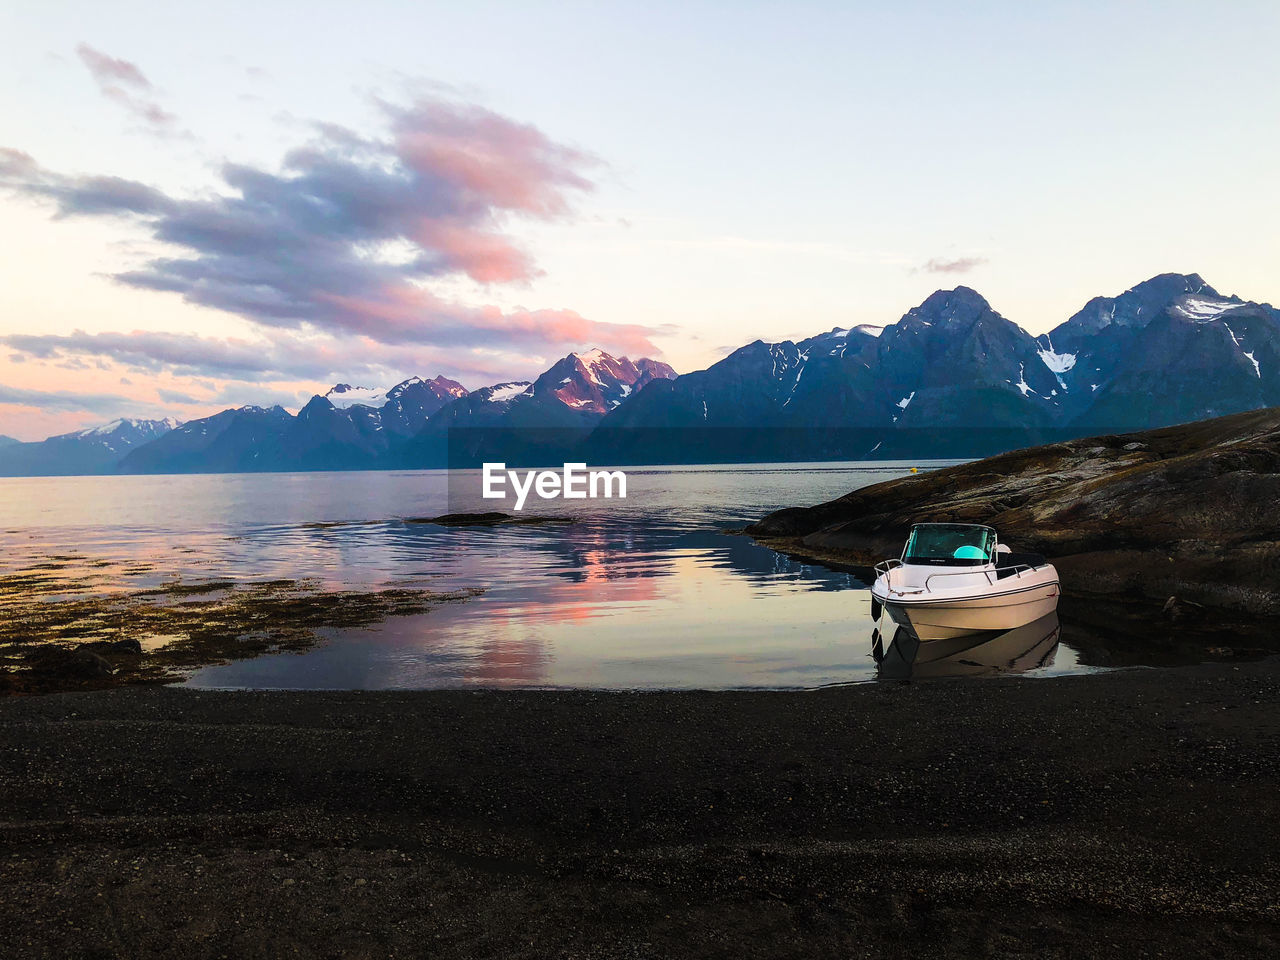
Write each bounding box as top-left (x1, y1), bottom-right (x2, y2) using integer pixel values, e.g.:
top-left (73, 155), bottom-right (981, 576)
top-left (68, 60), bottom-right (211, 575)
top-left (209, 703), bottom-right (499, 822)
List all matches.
top-left (3, 660), bottom-right (1279, 957)
top-left (745, 409), bottom-right (1280, 620)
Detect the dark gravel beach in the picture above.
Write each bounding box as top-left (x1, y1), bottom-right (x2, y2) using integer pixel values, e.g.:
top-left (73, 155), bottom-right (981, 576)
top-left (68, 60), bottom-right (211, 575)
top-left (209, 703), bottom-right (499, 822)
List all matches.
top-left (3, 662), bottom-right (1280, 959)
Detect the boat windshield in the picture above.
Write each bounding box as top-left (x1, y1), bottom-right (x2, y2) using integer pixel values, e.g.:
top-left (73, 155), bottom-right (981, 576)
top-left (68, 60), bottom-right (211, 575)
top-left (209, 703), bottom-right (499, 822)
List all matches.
top-left (903, 524), bottom-right (995, 566)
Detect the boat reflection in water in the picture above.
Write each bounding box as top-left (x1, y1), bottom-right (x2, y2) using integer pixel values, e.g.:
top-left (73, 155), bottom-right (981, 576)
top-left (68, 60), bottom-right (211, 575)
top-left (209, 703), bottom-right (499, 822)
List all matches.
top-left (872, 611), bottom-right (1061, 680)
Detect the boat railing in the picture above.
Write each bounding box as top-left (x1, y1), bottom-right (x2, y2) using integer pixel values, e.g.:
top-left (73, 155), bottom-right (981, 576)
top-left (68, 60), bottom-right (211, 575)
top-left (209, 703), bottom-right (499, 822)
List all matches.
top-left (875, 558), bottom-right (1045, 596)
top-left (923, 564), bottom-right (1041, 592)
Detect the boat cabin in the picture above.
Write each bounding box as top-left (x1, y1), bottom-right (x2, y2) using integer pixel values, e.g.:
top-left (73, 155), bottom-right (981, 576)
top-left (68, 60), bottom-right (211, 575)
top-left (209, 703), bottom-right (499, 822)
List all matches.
top-left (901, 523), bottom-right (998, 567)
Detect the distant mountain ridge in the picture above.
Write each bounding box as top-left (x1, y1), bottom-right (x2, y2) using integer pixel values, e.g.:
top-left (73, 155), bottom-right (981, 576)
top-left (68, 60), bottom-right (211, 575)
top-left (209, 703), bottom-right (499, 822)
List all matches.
top-left (3, 272), bottom-right (1278, 475)
top-left (0, 418), bottom-right (181, 477)
top-left (110, 355), bottom-right (676, 474)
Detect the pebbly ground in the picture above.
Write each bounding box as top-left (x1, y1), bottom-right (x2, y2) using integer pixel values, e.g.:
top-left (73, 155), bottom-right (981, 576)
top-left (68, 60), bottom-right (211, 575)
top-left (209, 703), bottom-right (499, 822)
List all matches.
top-left (2, 660), bottom-right (1279, 959)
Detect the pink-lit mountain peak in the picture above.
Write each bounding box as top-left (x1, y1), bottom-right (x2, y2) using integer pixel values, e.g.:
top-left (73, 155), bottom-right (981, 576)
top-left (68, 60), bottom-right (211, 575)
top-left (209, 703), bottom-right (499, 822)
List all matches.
top-left (534, 348), bottom-right (676, 415)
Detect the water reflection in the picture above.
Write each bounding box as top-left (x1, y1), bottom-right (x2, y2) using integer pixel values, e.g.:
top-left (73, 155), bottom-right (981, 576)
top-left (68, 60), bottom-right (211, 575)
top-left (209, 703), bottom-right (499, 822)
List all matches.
top-left (192, 528), bottom-right (876, 691)
top-left (873, 612), bottom-right (1061, 679)
top-left (0, 464), bottom-right (1119, 690)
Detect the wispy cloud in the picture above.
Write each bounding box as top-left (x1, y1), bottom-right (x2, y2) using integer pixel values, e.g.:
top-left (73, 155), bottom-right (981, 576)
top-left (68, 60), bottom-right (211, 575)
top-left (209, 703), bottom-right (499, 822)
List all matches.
top-left (0, 93), bottom-right (663, 368)
top-left (0, 325), bottom-right (611, 390)
top-left (155, 388), bottom-right (203, 405)
top-left (0, 381), bottom-right (149, 416)
top-left (75, 43), bottom-right (180, 133)
top-left (0, 328), bottom-right (386, 382)
top-left (919, 255), bottom-right (988, 274)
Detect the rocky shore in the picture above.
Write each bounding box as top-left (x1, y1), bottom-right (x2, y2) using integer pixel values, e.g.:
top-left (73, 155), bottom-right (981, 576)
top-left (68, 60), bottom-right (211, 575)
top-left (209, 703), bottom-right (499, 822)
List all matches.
top-left (0, 562), bottom-right (481, 695)
top-left (2, 665), bottom-right (1279, 958)
top-left (747, 407), bottom-right (1280, 618)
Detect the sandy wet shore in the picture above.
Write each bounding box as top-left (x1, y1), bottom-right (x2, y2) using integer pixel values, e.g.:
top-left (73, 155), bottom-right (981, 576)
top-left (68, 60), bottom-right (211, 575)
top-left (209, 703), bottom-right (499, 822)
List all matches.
top-left (2, 661), bottom-right (1279, 959)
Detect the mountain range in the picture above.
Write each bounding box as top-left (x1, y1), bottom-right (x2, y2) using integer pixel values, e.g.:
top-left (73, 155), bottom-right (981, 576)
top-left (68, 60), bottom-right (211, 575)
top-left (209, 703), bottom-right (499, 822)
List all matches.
top-left (117, 374), bottom-right (471, 474)
top-left (0, 418), bottom-right (180, 477)
top-left (108, 351), bottom-right (679, 474)
top-left (592, 272), bottom-right (1279, 462)
top-left (1, 272), bottom-right (1276, 475)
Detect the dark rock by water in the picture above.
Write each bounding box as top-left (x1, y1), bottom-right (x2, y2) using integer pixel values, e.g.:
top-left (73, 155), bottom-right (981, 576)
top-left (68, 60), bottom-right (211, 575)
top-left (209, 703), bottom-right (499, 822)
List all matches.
top-left (27, 647), bottom-right (115, 679)
top-left (748, 406), bottom-right (1280, 616)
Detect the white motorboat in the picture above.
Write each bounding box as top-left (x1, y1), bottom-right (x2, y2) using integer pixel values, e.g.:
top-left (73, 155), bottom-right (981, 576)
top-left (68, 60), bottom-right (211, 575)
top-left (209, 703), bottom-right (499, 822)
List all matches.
top-left (870, 523), bottom-right (1059, 641)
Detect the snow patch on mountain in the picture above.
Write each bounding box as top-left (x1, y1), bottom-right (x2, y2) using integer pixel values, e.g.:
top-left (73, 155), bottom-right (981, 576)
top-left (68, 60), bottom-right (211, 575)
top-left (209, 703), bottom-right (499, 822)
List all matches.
top-left (1221, 324), bottom-right (1261, 376)
top-left (1014, 363), bottom-right (1035, 397)
top-left (485, 383), bottom-right (532, 403)
top-left (1037, 347), bottom-right (1077, 374)
top-left (609, 383), bottom-right (634, 409)
top-left (1177, 297), bottom-right (1237, 321)
top-left (325, 384), bottom-right (388, 409)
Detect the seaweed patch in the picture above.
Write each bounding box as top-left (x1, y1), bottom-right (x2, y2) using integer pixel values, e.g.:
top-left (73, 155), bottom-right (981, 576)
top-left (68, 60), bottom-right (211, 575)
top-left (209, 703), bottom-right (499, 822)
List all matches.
top-left (0, 562), bottom-right (481, 695)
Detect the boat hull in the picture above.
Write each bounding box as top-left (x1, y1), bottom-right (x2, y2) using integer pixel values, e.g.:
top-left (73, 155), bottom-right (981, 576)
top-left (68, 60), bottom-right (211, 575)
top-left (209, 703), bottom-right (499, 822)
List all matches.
top-left (883, 580), bottom-right (1059, 641)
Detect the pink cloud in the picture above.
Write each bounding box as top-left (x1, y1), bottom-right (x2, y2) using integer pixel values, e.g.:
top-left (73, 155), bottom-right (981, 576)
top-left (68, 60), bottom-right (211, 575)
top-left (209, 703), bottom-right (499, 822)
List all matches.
top-left (920, 255), bottom-right (988, 274)
top-left (74, 43), bottom-right (179, 132)
top-left (411, 219), bottom-right (536, 284)
top-left (0, 147), bottom-right (37, 177)
top-left (75, 44), bottom-right (152, 89)
top-left (390, 99), bottom-right (596, 217)
top-left (317, 284), bottom-right (660, 358)
top-left (1, 83), bottom-right (665, 409)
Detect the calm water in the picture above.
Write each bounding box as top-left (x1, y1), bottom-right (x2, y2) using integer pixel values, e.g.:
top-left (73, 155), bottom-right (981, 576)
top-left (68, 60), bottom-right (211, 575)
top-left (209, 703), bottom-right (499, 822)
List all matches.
top-left (0, 462), bottom-right (1096, 689)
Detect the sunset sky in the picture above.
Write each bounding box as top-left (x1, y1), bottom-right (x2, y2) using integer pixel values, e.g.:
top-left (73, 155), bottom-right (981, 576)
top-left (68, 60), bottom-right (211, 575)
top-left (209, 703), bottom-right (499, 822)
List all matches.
top-left (1, 0), bottom-right (1277, 439)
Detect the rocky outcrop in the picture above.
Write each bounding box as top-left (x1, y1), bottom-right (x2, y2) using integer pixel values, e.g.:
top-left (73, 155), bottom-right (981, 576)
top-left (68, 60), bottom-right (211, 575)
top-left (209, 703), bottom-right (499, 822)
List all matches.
top-left (747, 407), bottom-right (1280, 616)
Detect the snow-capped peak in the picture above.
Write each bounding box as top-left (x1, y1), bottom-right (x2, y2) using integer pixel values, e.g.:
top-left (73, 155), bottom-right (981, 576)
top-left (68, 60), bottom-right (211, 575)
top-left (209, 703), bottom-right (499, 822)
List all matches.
top-left (51, 417), bottom-right (181, 450)
top-left (83, 418), bottom-right (128, 436)
top-left (386, 376), bottom-right (468, 400)
top-left (74, 417), bottom-right (181, 438)
top-left (818, 324), bottom-right (882, 340)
